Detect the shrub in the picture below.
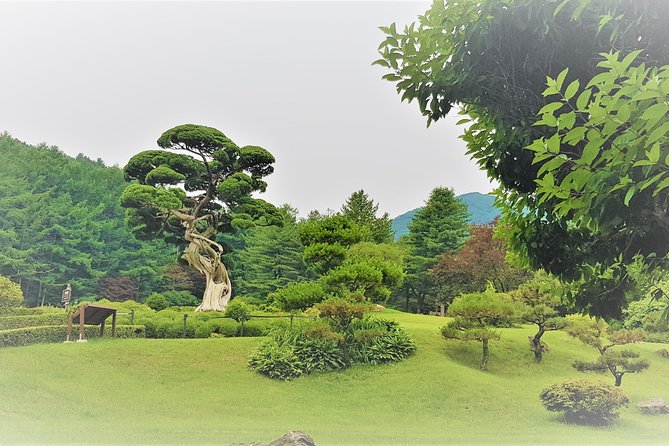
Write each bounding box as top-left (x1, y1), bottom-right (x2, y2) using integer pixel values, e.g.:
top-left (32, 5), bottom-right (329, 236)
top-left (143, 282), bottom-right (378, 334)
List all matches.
top-left (225, 300), bottom-right (252, 320)
top-left (0, 275), bottom-right (23, 313)
top-left (248, 337), bottom-right (304, 380)
top-left (145, 293), bottom-right (169, 311)
top-left (268, 281), bottom-right (330, 312)
top-left (315, 298), bottom-right (371, 332)
top-left (294, 335), bottom-right (348, 373)
top-left (540, 380), bottom-right (629, 425)
top-left (0, 324), bottom-right (145, 348)
top-left (0, 313), bottom-right (67, 330)
top-left (161, 290), bottom-right (200, 307)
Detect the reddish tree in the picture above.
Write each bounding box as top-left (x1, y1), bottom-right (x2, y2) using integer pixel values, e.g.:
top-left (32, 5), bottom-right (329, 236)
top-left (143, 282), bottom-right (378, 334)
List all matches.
top-left (96, 276), bottom-right (140, 302)
top-left (432, 222), bottom-right (529, 303)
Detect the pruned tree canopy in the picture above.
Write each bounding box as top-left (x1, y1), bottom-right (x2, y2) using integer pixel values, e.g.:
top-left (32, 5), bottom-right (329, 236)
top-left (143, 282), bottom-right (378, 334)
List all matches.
top-left (122, 124), bottom-right (281, 311)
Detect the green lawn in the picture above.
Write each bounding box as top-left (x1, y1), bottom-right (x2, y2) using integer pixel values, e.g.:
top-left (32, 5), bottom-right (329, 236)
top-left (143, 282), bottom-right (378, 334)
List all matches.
top-left (1, 310), bottom-right (668, 445)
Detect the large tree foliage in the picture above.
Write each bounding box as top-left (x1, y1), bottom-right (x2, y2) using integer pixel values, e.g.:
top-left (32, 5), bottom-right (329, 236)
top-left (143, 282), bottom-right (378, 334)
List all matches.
top-left (340, 190), bottom-right (394, 243)
top-left (376, 0), bottom-right (669, 318)
top-left (122, 124), bottom-right (280, 311)
top-left (0, 133), bottom-right (174, 305)
top-left (226, 205), bottom-right (309, 300)
top-left (432, 221), bottom-right (530, 300)
top-left (395, 187), bottom-right (469, 313)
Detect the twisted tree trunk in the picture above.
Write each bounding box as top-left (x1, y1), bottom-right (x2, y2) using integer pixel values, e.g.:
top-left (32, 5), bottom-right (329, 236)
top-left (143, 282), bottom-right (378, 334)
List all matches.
top-left (181, 225), bottom-right (232, 312)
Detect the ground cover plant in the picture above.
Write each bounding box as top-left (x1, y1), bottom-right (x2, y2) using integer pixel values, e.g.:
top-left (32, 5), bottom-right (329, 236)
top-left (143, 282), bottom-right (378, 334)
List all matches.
top-left (1, 310), bottom-right (668, 445)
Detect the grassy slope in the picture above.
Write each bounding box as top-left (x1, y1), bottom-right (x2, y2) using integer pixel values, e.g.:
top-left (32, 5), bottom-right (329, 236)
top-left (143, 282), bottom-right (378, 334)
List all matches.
top-left (1, 311), bottom-right (668, 445)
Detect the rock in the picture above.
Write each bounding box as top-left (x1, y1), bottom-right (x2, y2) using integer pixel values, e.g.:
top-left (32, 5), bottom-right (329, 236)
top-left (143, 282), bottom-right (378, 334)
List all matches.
top-left (230, 431), bottom-right (316, 446)
top-left (638, 398), bottom-right (669, 414)
top-left (268, 431), bottom-right (316, 446)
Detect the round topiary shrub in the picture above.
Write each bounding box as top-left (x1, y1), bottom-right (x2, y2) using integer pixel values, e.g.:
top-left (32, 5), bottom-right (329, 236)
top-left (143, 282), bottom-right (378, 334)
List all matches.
top-left (540, 379), bottom-right (629, 425)
top-left (0, 275), bottom-right (23, 313)
top-left (145, 293), bottom-right (169, 311)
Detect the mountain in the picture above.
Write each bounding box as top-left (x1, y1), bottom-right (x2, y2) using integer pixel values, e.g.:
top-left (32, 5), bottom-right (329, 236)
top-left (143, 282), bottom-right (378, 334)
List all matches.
top-left (391, 192), bottom-right (500, 239)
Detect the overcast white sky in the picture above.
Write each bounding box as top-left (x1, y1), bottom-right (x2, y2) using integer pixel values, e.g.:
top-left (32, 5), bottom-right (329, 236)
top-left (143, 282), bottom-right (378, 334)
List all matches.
top-left (0, 0), bottom-right (494, 218)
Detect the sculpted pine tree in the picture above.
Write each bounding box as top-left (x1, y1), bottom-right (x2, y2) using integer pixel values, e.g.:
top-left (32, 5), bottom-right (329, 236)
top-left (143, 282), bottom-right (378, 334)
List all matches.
top-left (121, 124), bottom-right (280, 311)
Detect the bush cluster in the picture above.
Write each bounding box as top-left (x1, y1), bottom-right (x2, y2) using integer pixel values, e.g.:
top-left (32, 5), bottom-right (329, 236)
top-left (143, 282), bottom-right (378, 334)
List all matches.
top-left (540, 380), bottom-right (629, 425)
top-left (0, 325), bottom-right (145, 348)
top-left (249, 316), bottom-right (415, 380)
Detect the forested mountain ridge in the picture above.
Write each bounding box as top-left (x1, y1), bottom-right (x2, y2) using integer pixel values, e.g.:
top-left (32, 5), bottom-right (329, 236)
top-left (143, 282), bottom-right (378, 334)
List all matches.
top-left (391, 192), bottom-right (500, 238)
top-left (0, 133), bottom-right (174, 305)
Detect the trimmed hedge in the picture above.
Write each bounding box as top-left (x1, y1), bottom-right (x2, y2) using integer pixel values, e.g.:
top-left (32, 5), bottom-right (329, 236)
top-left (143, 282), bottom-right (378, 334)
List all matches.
top-left (0, 313), bottom-right (68, 330)
top-left (0, 325), bottom-right (145, 348)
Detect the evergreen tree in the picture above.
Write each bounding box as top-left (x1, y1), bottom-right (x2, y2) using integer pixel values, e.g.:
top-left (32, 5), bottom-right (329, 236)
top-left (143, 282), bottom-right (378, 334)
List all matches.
top-left (395, 187), bottom-right (469, 313)
top-left (340, 190), bottom-right (393, 243)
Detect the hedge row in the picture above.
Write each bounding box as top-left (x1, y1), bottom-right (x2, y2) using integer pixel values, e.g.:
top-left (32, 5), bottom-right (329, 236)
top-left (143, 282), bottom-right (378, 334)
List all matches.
top-left (0, 313), bottom-right (67, 330)
top-left (0, 325), bottom-right (145, 348)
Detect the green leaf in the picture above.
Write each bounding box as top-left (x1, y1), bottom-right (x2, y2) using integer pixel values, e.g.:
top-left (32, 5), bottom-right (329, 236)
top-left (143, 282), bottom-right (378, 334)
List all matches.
top-left (640, 103), bottom-right (668, 124)
top-left (576, 89), bottom-right (592, 110)
top-left (564, 80), bottom-right (580, 101)
top-left (538, 102), bottom-right (564, 115)
top-left (556, 68), bottom-right (569, 90)
top-left (624, 186), bottom-right (636, 206)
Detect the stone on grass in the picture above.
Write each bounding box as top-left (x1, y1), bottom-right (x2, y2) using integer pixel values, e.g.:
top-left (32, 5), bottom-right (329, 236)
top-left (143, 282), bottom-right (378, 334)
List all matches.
top-left (230, 430), bottom-right (316, 446)
top-left (638, 398), bottom-right (669, 415)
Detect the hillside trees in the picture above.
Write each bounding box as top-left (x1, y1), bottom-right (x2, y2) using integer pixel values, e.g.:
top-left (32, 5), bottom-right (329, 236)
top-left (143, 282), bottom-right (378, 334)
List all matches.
top-left (0, 134), bottom-right (174, 305)
top-left (376, 0), bottom-right (669, 318)
top-left (121, 124), bottom-right (281, 312)
top-left (396, 187), bottom-right (469, 313)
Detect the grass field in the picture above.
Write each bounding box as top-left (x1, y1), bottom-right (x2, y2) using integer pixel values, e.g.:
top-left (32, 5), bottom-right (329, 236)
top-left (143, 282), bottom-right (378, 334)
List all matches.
top-left (1, 310), bottom-right (668, 445)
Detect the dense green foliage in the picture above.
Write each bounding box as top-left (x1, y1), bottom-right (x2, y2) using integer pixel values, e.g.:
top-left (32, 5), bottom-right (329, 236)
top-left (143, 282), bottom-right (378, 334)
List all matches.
top-left (540, 379), bottom-right (629, 425)
top-left (394, 187), bottom-right (469, 313)
top-left (377, 0), bottom-right (669, 318)
top-left (225, 206), bottom-right (309, 300)
top-left (249, 314), bottom-right (415, 380)
top-left (0, 275), bottom-right (23, 312)
top-left (340, 190), bottom-right (393, 243)
top-left (0, 134), bottom-right (175, 305)
top-left (268, 281), bottom-right (330, 312)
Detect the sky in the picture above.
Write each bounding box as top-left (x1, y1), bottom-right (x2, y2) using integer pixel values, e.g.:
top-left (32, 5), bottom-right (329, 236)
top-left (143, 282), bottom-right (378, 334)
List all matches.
top-left (0, 0), bottom-right (494, 218)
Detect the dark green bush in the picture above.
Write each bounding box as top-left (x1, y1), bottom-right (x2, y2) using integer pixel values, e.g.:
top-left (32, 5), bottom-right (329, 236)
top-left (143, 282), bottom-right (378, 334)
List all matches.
top-left (161, 291), bottom-right (200, 307)
top-left (294, 334), bottom-right (348, 373)
top-left (248, 338), bottom-right (304, 380)
top-left (0, 325), bottom-right (145, 348)
top-left (145, 293), bottom-right (169, 311)
top-left (249, 316), bottom-right (415, 380)
top-left (225, 300), bottom-right (252, 320)
top-left (0, 313), bottom-right (67, 330)
top-left (540, 380), bottom-right (629, 425)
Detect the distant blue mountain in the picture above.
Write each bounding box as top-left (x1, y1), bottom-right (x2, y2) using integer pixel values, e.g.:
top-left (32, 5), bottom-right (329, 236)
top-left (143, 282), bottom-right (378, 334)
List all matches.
top-left (391, 192), bottom-right (500, 239)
